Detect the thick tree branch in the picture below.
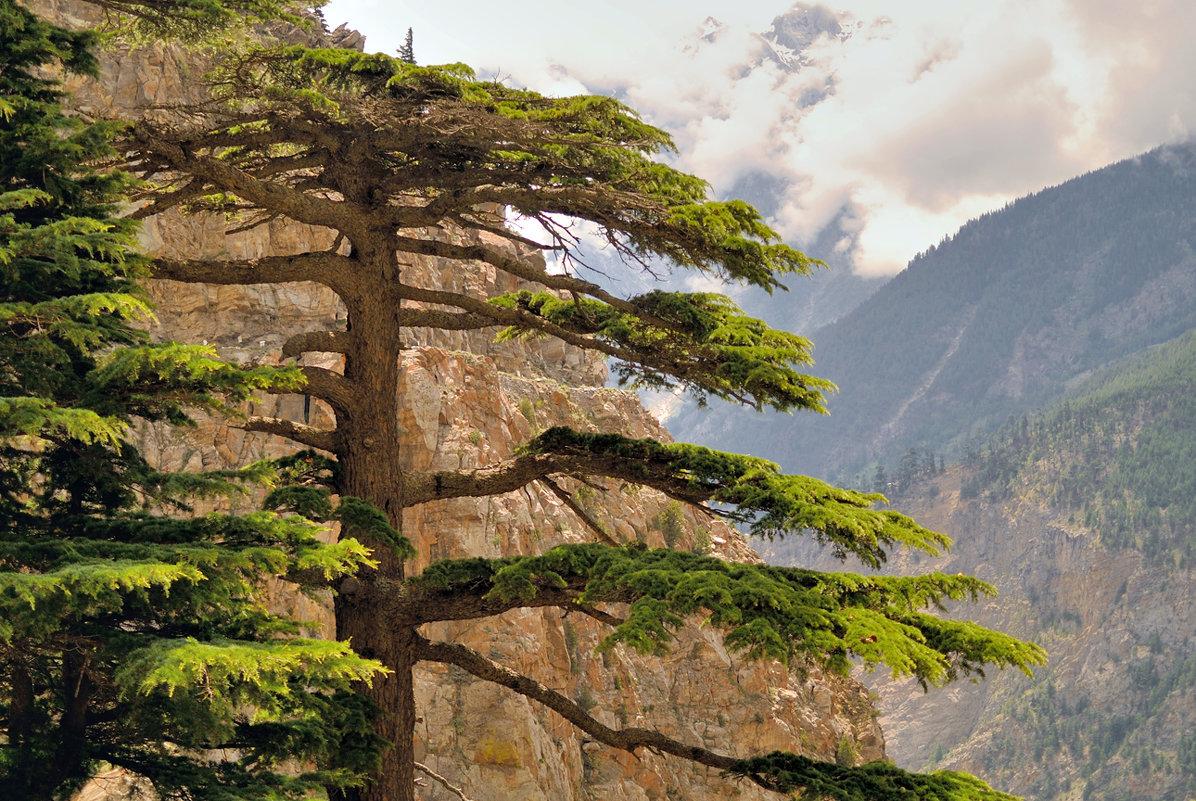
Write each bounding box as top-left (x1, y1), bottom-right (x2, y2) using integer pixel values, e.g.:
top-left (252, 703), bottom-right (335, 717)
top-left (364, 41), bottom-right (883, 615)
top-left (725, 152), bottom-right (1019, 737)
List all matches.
top-left (389, 560), bottom-right (627, 626)
top-left (403, 452), bottom-right (710, 511)
top-left (299, 366), bottom-right (355, 414)
top-left (414, 637), bottom-right (772, 792)
top-left (398, 307), bottom-right (495, 331)
top-left (390, 574), bottom-right (592, 624)
top-left (244, 150), bottom-right (328, 181)
top-left (151, 252), bottom-right (357, 295)
top-left (282, 330), bottom-right (351, 359)
top-left (129, 126), bottom-right (369, 237)
top-left (394, 235), bottom-right (679, 330)
top-left (393, 283), bottom-right (684, 385)
top-left (395, 283), bottom-right (597, 349)
top-left (130, 176), bottom-right (207, 220)
top-left (392, 283), bottom-right (759, 409)
top-left (237, 416), bottom-right (338, 452)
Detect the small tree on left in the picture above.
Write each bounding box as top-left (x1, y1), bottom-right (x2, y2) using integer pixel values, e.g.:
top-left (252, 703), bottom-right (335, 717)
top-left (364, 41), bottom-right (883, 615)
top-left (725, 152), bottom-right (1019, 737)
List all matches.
top-left (0, 2), bottom-right (386, 798)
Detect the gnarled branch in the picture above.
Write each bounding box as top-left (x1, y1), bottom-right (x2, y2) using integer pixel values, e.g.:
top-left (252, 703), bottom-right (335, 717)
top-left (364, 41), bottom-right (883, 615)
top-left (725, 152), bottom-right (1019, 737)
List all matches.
top-left (398, 307), bottom-right (495, 331)
top-left (394, 235), bottom-right (679, 331)
top-left (539, 477), bottom-right (621, 546)
top-left (282, 330), bottom-right (351, 359)
top-left (300, 366), bottom-right (355, 414)
top-left (130, 176), bottom-right (207, 220)
top-left (414, 637), bottom-right (766, 790)
top-left (390, 574), bottom-right (592, 624)
top-left (403, 451), bottom-right (709, 511)
top-left (152, 252), bottom-right (356, 294)
top-left (237, 416), bottom-right (338, 452)
top-left (395, 282), bottom-right (606, 353)
top-left (392, 284), bottom-right (706, 396)
top-left (129, 126), bottom-right (368, 237)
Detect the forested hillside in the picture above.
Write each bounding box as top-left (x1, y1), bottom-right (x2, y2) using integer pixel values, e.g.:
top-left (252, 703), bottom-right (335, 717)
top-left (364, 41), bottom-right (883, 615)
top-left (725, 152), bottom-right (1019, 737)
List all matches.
top-left (766, 329), bottom-right (1196, 801)
top-left (671, 142), bottom-right (1196, 480)
top-left (962, 330), bottom-right (1196, 566)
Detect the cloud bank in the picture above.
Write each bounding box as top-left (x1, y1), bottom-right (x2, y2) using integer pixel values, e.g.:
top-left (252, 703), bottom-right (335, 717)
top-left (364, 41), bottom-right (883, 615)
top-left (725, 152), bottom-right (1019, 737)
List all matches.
top-left (325, 0), bottom-right (1196, 276)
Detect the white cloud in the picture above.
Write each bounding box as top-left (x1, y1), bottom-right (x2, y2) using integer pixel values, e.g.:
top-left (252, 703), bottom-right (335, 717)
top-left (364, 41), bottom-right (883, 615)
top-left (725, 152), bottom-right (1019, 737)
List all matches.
top-left (325, 0), bottom-right (1196, 276)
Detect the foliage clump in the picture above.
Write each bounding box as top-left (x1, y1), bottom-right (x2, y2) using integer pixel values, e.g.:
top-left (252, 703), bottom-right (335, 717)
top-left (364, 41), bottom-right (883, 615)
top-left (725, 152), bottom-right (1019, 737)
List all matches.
top-left (729, 752), bottom-right (1020, 801)
top-left (493, 290), bottom-right (833, 411)
top-left (416, 542), bottom-right (1045, 686)
top-left (523, 427), bottom-right (951, 566)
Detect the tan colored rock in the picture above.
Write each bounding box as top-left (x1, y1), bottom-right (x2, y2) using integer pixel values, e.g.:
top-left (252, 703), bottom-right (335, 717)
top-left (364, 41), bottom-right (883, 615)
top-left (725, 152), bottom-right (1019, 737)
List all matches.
top-left (71, 769), bottom-right (156, 801)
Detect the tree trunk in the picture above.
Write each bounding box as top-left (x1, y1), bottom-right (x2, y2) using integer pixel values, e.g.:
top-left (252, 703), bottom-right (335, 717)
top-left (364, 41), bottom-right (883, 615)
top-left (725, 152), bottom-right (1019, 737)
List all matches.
top-left (50, 649), bottom-right (93, 792)
top-left (7, 660), bottom-right (35, 792)
top-left (332, 266), bottom-right (417, 801)
top-left (333, 598), bottom-right (418, 801)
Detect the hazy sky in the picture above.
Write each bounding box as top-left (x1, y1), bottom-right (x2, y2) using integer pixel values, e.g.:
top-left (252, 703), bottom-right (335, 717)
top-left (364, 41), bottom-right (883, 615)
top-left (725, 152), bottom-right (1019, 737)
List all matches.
top-left (323, 0), bottom-right (1196, 276)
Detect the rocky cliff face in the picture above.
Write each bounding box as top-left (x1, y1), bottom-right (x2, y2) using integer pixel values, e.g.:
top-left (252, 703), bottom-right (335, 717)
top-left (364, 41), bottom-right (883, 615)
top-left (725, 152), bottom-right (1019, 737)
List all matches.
top-left (43, 6), bottom-right (886, 799)
top-left (855, 471), bottom-right (1194, 801)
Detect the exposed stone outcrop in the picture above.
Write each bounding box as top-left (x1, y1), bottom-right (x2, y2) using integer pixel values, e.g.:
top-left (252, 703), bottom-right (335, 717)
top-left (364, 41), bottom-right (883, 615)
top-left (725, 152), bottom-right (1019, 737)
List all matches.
top-left (41, 7), bottom-right (886, 798)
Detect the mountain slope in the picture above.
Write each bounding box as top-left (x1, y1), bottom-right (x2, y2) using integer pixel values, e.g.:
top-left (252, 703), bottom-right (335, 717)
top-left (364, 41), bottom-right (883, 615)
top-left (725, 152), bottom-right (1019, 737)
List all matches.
top-left (670, 142), bottom-right (1196, 479)
top-left (962, 328), bottom-right (1196, 562)
top-left (767, 330), bottom-right (1196, 801)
